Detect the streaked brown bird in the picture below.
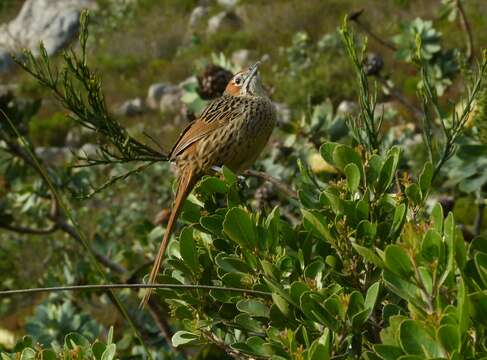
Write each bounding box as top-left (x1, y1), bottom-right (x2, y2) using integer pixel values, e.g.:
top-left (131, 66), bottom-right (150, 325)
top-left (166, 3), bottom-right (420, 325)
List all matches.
top-left (140, 62), bottom-right (276, 307)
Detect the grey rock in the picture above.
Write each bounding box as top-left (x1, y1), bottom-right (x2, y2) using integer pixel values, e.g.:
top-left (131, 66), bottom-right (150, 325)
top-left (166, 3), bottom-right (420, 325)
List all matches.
top-left (273, 102), bottom-right (291, 125)
top-left (231, 49), bottom-right (250, 68)
top-left (116, 97), bottom-right (144, 117)
top-left (207, 11), bottom-right (242, 35)
top-left (146, 83), bottom-right (182, 113)
top-left (35, 146), bottom-right (72, 163)
top-left (337, 100), bottom-right (358, 115)
top-left (217, 0), bottom-right (239, 8)
top-left (65, 126), bottom-right (93, 148)
top-left (189, 6), bottom-right (208, 29)
top-left (0, 0), bottom-right (97, 73)
top-left (78, 143), bottom-right (98, 158)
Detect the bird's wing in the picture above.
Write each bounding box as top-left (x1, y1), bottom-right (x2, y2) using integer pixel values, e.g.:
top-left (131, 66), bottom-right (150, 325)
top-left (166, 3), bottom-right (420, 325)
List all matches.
top-left (169, 96), bottom-right (244, 159)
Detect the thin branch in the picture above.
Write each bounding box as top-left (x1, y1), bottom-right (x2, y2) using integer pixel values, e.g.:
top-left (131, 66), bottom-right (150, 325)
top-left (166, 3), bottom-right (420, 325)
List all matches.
top-left (243, 169), bottom-right (297, 198)
top-left (474, 202), bottom-right (485, 236)
top-left (376, 76), bottom-right (424, 120)
top-left (456, 0), bottom-right (474, 63)
top-left (0, 222), bottom-right (57, 235)
top-left (348, 9), bottom-right (397, 52)
top-left (0, 283), bottom-right (272, 297)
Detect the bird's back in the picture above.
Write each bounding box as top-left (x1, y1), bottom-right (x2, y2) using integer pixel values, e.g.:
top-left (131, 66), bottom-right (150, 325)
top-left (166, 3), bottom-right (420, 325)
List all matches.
top-left (173, 94), bottom-right (276, 175)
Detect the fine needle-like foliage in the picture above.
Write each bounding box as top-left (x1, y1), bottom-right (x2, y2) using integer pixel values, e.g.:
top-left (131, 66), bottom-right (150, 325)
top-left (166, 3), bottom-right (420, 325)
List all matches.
top-left (15, 11), bottom-right (167, 176)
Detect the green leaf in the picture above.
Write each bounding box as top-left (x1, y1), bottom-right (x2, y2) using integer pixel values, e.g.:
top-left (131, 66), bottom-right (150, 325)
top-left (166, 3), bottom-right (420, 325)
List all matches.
top-left (272, 293), bottom-right (290, 317)
top-left (418, 266), bottom-right (433, 295)
top-left (431, 203), bottom-right (444, 233)
top-left (421, 229), bottom-right (442, 262)
top-left (457, 278), bottom-right (470, 336)
top-left (300, 292), bottom-right (339, 331)
top-left (236, 299), bottom-right (270, 318)
top-left (419, 162), bottom-right (433, 197)
top-left (215, 254), bottom-right (253, 273)
top-left (352, 243), bottom-right (384, 268)
top-left (399, 320), bottom-right (444, 357)
top-left (308, 329), bottom-right (331, 360)
top-left (302, 209), bottom-right (336, 246)
top-left (19, 349), bottom-right (35, 360)
top-left (322, 189), bottom-right (345, 214)
top-left (475, 252), bottom-right (487, 288)
top-left (290, 281), bottom-right (310, 305)
top-left (332, 144), bottom-right (363, 176)
top-left (100, 344), bottom-right (116, 360)
top-left (196, 176), bottom-right (227, 196)
top-left (235, 313), bottom-right (263, 333)
top-left (438, 213), bottom-right (455, 287)
top-left (390, 203), bottom-right (406, 239)
top-left (364, 282), bottom-right (380, 317)
top-left (344, 163), bottom-right (361, 192)
top-left (179, 227), bottom-right (199, 273)
top-left (438, 324), bottom-right (460, 353)
top-left (223, 207), bottom-right (257, 249)
top-left (172, 331), bottom-right (199, 347)
top-left (405, 184), bottom-right (422, 205)
top-left (320, 142), bottom-right (340, 164)
top-left (200, 214), bottom-right (224, 236)
top-left (385, 245), bottom-right (414, 279)
top-left (376, 147), bottom-right (400, 194)
top-left (374, 345), bottom-right (404, 360)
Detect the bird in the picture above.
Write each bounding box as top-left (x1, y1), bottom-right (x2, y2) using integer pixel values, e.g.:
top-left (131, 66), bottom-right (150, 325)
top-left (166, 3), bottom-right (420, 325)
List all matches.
top-left (140, 62), bottom-right (276, 307)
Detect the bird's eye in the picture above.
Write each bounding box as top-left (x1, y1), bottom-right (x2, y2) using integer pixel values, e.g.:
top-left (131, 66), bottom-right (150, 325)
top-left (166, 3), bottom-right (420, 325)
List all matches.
top-left (234, 77), bottom-right (242, 85)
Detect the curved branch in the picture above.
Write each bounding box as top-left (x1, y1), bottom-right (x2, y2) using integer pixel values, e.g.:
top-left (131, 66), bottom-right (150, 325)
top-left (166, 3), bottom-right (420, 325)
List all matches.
top-left (0, 222), bottom-right (57, 235)
top-left (243, 169), bottom-right (297, 198)
top-left (456, 0), bottom-right (474, 63)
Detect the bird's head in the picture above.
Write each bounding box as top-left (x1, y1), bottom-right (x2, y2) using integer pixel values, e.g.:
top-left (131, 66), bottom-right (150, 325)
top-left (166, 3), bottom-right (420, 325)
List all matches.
top-left (224, 62), bottom-right (266, 97)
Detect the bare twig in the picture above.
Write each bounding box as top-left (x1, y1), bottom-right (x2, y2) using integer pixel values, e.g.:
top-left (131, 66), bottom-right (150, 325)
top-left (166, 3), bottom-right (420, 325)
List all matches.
top-left (0, 283), bottom-right (272, 297)
top-left (474, 202), bottom-right (485, 236)
top-left (376, 76), bottom-right (424, 120)
top-left (456, 0), bottom-right (474, 63)
top-left (0, 222), bottom-right (57, 235)
top-left (243, 169), bottom-right (297, 198)
top-left (348, 9), bottom-right (397, 52)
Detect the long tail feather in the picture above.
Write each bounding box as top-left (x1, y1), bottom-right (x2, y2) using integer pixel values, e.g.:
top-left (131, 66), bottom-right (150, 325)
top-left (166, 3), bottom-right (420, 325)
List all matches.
top-left (139, 166), bottom-right (195, 308)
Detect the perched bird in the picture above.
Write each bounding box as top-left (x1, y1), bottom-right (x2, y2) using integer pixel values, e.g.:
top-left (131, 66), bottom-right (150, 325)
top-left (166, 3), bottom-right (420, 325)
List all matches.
top-left (140, 62), bottom-right (276, 307)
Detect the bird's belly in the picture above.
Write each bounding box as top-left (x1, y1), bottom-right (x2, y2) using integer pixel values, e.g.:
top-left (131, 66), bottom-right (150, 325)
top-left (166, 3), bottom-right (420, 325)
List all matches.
top-left (195, 115), bottom-right (274, 174)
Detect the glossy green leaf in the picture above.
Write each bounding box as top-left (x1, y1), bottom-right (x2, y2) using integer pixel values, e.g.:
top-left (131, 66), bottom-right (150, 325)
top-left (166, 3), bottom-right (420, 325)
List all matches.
top-left (405, 184), bottom-right (421, 205)
top-left (419, 161), bottom-right (433, 197)
top-left (172, 331), bottom-right (199, 347)
top-left (352, 243), bottom-right (384, 268)
top-left (235, 313), bottom-right (263, 332)
top-left (100, 344), bottom-right (116, 360)
top-left (399, 320), bottom-right (444, 357)
top-left (179, 227), bottom-right (199, 273)
top-left (223, 207), bottom-right (257, 249)
top-left (385, 245), bottom-right (414, 279)
top-left (236, 299), bottom-right (270, 318)
top-left (320, 142), bottom-right (340, 164)
top-left (376, 147), bottom-right (400, 194)
top-left (332, 144), bottom-right (363, 174)
top-left (431, 203), bottom-right (444, 233)
top-left (344, 163), bottom-right (361, 193)
top-left (421, 229), bottom-right (442, 262)
top-left (438, 324), bottom-right (460, 353)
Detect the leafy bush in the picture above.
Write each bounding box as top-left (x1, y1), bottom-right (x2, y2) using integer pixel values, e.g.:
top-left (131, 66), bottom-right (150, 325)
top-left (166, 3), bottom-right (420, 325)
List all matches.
top-left (2, 4), bottom-right (487, 360)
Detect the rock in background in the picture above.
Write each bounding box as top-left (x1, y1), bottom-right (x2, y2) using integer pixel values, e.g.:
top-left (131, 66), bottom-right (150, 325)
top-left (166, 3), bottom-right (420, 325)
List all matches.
top-left (0, 0), bottom-right (97, 73)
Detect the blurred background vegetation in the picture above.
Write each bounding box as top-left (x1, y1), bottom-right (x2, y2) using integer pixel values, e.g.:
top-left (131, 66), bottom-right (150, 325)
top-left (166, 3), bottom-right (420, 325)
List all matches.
top-left (1, 0), bottom-right (487, 359)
